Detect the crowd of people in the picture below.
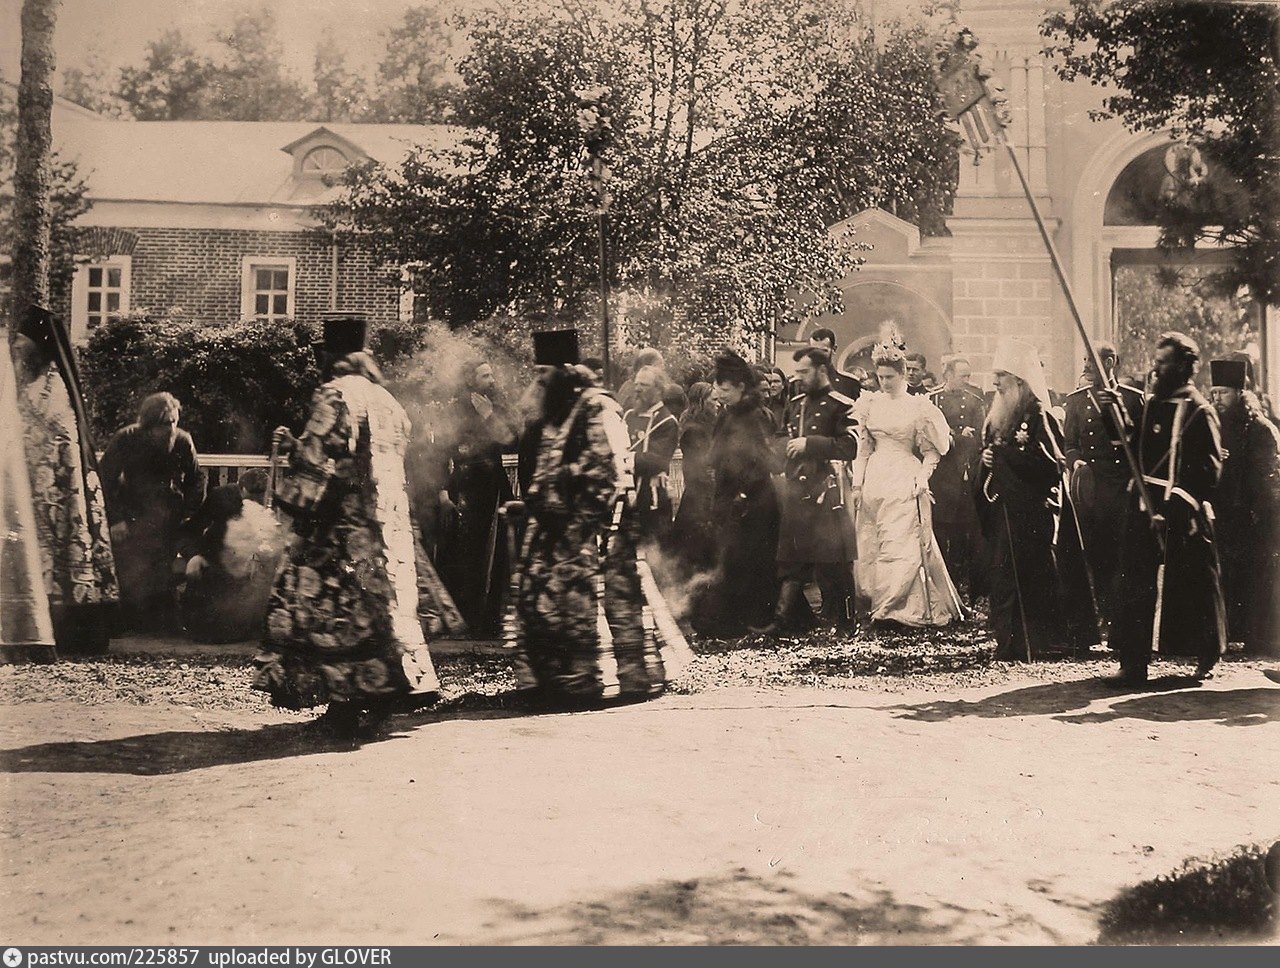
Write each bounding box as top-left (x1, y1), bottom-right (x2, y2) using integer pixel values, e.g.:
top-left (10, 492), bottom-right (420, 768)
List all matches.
top-left (2, 302), bottom-right (1277, 736)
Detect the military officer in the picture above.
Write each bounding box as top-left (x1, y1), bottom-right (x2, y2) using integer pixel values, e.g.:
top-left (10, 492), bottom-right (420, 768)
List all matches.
top-left (905, 352), bottom-right (930, 395)
top-left (1061, 342), bottom-right (1144, 621)
top-left (792, 327), bottom-right (863, 401)
top-left (755, 346), bottom-right (858, 635)
top-left (928, 357), bottom-right (986, 596)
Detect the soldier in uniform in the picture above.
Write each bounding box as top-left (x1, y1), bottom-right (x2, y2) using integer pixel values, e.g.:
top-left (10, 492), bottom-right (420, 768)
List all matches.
top-left (623, 364), bottom-right (679, 544)
top-left (1210, 359), bottom-right (1280, 656)
top-left (905, 352), bottom-right (930, 396)
top-left (1105, 332), bottom-right (1226, 686)
top-left (756, 347), bottom-right (858, 635)
top-left (795, 327), bottom-right (863, 401)
top-left (928, 356), bottom-right (985, 597)
top-left (1061, 342), bottom-right (1144, 622)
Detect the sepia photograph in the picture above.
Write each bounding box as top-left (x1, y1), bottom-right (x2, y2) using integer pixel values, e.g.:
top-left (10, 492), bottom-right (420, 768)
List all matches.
top-left (0, 0), bottom-right (1277, 948)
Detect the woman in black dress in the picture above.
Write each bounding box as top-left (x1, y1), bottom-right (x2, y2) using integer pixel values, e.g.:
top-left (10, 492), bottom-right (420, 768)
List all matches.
top-left (696, 352), bottom-right (780, 637)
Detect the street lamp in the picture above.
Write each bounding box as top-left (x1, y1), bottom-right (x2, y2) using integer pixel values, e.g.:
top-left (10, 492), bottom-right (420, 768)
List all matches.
top-left (577, 86), bottom-right (614, 386)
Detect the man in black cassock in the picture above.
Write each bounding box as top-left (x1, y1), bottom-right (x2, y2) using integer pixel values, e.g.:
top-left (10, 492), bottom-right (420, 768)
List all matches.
top-left (976, 339), bottom-right (1097, 660)
top-left (1105, 332), bottom-right (1226, 686)
top-left (445, 360), bottom-right (517, 635)
top-left (1210, 358), bottom-right (1280, 656)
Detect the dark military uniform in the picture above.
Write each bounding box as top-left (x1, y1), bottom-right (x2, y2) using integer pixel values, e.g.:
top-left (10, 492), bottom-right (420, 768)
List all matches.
top-left (1110, 384), bottom-right (1226, 675)
top-left (623, 402), bottom-right (679, 544)
top-left (1062, 382), bottom-right (1144, 621)
top-left (789, 367), bottom-right (862, 403)
top-left (772, 386), bottom-right (858, 629)
top-left (928, 383), bottom-right (985, 594)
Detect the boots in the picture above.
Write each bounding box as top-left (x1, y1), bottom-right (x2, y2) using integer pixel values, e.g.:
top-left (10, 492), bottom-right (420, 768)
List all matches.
top-left (750, 580), bottom-right (808, 637)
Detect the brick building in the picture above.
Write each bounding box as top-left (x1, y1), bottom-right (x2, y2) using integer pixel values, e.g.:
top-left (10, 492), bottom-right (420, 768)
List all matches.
top-left (49, 115), bottom-right (456, 342)
top-left (778, 0), bottom-right (1274, 403)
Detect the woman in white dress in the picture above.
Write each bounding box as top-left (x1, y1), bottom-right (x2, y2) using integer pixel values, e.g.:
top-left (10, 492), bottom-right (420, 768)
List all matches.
top-left (850, 342), bottom-right (965, 628)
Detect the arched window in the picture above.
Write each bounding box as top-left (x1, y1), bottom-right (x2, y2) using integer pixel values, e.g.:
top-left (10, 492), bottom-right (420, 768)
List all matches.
top-left (301, 145), bottom-right (349, 177)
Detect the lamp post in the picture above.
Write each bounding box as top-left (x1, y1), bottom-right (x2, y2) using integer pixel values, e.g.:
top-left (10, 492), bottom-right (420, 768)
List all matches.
top-left (577, 86), bottom-right (614, 386)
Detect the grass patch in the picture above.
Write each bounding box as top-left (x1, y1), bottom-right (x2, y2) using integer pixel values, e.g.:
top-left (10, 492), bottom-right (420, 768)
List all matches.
top-left (1099, 844), bottom-right (1278, 944)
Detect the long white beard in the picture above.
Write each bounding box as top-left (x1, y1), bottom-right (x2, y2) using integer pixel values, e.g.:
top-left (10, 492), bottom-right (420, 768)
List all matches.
top-left (985, 388), bottom-right (1022, 442)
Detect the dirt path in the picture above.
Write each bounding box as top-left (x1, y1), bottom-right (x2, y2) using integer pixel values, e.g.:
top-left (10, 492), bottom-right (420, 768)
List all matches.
top-left (1, 666), bottom-right (1278, 945)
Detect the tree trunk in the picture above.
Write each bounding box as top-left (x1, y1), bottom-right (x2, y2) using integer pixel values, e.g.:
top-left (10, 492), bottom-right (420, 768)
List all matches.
top-left (11, 0), bottom-right (61, 336)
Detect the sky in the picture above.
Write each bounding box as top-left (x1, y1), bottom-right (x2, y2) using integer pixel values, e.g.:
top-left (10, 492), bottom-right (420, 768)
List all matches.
top-left (0, 0), bottom-right (487, 83)
top-left (0, 0), bottom-right (934, 87)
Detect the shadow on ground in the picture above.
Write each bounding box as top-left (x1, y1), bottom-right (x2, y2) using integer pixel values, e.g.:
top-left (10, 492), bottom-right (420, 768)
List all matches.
top-left (889, 676), bottom-right (1279, 726)
top-left (463, 868), bottom-right (1024, 945)
top-left (0, 692), bottom-right (540, 776)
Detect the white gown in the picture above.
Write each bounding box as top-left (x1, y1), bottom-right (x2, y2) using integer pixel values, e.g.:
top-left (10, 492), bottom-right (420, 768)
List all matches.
top-left (852, 391), bottom-right (965, 627)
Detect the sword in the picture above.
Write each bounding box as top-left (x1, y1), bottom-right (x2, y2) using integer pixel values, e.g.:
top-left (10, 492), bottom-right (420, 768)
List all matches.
top-left (482, 505), bottom-right (500, 600)
top-left (1152, 534), bottom-right (1167, 655)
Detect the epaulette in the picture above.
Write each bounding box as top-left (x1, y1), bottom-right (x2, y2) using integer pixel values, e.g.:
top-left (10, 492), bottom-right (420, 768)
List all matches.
top-left (926, 385), bottom-right (945, 397)
top-left (1065, 385), bottom-right (1090, 397)
top-left (1116, 382), bottom-right (1143, 396)
top-left (829, 390), bottom-right (856, 407)
top-left (789, 392), bottom-right (806, 402)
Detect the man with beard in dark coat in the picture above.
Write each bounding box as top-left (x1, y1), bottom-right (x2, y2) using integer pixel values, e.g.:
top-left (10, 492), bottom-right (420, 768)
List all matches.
top-left (446, 360), bottom-right (517, 635)
top-left (1104, 332), bottom-right (1226, 686)
top-left (1209, 359), bottom-right (1280, 656)
top-left (928, 356), bottom-right (985, 597)
top-left (756, 347), bottom-right (857, 635)
top-left (1062, 342), bottom-right (1145, 624)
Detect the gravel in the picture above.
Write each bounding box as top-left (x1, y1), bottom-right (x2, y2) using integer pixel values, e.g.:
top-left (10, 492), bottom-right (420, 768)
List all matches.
top-left (3, 615), bottom-right (1266, 713)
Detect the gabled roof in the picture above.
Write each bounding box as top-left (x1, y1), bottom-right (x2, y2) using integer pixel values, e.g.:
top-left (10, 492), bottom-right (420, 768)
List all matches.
top-left (53, 119), bottom-right (463, 207)
top-left (0, 76), bottom-right (107, 122)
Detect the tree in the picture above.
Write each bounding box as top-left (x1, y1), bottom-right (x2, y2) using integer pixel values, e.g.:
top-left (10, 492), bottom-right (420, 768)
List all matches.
top-left (322, 0), bottom-right (954, 355)
top-left (312, 31), bottom-right (368, 123)
top-left (1, 84), bottom-right (92, 315)
top-left (369, 3), bottom-right (459, 123)
top-left (115, 29), bottom-right (214, 121)
top-left (10, 0), bottom-right (61, 325)
top-left (1042, 0), bottom-right (1280, 305)
top-left (86, 7), bottom-right (312, 122)
top-left (202, 6), bottom-right (312, 122)
top-left (59, 49), bottom-right (125, 117)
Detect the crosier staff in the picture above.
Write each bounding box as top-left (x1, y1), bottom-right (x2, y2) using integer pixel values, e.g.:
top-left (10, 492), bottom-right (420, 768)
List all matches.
top-left (932, 26), bottom-right (1165, 555)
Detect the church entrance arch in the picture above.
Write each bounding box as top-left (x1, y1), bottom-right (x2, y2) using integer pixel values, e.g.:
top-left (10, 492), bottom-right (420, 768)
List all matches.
top-left (1074, 130), bottom-right (1268, 394)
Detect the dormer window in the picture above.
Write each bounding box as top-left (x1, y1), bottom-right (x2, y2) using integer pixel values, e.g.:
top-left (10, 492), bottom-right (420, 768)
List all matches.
top-left (282, 128), bottom-right (368, 183)
top-left (301, 145), bottom-right (349, 178)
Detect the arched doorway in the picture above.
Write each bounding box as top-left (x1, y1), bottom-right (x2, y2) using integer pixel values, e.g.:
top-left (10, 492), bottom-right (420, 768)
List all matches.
top-left (1072, 130), bottom-right (1268, 393)
top-left (1105, 143), bottom-right (1263, 387)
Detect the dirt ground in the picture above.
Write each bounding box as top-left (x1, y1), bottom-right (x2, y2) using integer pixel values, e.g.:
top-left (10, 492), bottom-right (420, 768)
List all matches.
top-left (1, 655), bottom-right (1278, 945)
